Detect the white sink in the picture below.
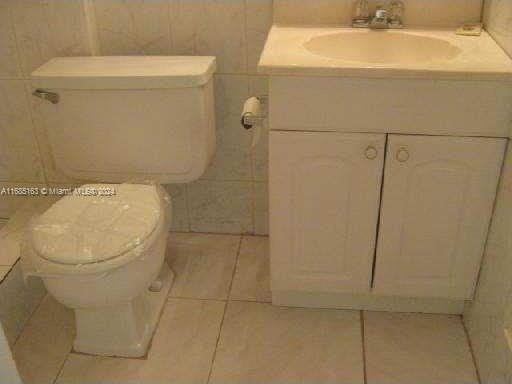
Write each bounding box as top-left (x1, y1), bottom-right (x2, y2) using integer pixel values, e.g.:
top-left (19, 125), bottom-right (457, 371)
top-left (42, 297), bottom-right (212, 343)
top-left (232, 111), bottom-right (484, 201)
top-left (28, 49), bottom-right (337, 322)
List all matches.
top-left (303, 31), bottom-right (461, 65)
top-left (258, 26), bottom-right (512, 80)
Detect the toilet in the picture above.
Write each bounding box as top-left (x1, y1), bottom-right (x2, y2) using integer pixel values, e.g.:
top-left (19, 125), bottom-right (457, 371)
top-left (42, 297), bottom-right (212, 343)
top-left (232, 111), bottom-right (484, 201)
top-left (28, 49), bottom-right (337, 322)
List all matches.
top-left (23, 56), bottom-right (216, 357)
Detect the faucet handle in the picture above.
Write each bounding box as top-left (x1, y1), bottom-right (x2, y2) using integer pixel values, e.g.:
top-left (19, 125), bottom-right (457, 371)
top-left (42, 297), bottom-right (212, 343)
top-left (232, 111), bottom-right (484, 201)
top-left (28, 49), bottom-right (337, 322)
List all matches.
top-left (352, 0), bottom-right (370, 27)
top-left (389, 0), bottom-right (404, 27)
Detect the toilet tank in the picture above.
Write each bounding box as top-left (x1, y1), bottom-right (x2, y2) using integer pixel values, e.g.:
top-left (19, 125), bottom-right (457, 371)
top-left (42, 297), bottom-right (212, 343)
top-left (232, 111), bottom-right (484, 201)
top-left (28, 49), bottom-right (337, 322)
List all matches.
top-left (31, 56), bottom-right (216, 183)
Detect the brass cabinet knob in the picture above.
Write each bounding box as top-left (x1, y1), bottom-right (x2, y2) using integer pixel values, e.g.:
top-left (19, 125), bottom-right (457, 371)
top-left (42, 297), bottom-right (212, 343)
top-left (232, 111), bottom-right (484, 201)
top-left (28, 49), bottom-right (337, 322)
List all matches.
top-left (396, 147), bottom-right (410, 162)
top-left (365, 146), bottom-right (378, 160)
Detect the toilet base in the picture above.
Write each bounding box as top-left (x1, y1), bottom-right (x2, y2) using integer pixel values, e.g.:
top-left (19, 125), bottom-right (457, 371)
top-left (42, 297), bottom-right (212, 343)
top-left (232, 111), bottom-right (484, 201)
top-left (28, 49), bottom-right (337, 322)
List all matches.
top-left (73, 262), bottom-right (174, 358)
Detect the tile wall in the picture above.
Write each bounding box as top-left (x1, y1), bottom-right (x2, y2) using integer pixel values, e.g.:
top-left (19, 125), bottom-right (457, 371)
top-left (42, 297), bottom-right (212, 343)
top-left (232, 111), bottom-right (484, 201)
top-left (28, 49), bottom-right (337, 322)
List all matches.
top-left (0, 0), bottom-right (272, 235)
top-left (463, 2), bottom-right (512, 382)
top-left (273, 0), bottom-right (482, 27)
top-left (0, 0), bottom-right (484, 236)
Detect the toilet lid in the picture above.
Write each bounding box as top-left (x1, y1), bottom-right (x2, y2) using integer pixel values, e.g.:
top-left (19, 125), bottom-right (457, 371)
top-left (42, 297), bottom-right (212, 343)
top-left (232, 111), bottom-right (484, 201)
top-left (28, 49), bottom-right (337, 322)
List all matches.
top-left (30, 183), bottom-right (162, 265)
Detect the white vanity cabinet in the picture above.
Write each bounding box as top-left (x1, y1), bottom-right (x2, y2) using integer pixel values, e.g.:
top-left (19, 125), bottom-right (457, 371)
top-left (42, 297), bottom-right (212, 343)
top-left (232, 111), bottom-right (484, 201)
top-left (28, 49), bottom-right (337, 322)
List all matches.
top-left (374, 135), bottom-right (506, 299)
top-left (259, 25), bottom-right (512, 312)
top-left (269, 131), bottom-right (386, 293)
top-left (270, 131), bottom-right (506, 301)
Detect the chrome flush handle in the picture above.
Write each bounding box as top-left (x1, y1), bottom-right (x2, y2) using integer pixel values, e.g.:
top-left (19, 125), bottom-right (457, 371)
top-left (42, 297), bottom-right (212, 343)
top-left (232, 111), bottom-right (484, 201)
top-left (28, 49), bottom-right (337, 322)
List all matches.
top-left (33, 89), bottom-right (59, 104)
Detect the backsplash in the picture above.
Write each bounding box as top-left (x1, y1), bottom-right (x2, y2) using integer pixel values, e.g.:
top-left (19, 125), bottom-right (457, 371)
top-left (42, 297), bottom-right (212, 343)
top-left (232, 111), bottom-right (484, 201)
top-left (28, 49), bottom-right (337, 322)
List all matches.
top-left (463, 1), bottom-right (512, 382)
top-left (274, 0), bottom-right (482, 27)
top-left (0, 0), bottom-right (272, 235)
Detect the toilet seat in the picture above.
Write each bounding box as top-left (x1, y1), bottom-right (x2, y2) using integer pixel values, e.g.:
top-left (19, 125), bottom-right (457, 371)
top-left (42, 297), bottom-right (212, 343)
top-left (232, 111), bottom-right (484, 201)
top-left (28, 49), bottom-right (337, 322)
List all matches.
top-left (31, 183), bottom-right (162, 265)
top-left (24, 183), bottom-right (169, 276)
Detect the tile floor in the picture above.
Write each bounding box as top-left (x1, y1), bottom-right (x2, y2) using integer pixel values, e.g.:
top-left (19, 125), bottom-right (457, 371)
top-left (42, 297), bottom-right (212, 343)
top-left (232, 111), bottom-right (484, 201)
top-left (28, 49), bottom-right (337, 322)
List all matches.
top-left (11, 233), bottom-right (480, 384)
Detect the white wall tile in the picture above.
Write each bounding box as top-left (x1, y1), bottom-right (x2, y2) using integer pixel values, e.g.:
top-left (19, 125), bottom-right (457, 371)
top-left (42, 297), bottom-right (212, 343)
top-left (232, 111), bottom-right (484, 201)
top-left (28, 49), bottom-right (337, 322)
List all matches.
top-left (0, 80), bottom-right (44, 183)
top-left (403, 0), bottom-right (482, 28)
top-left (274, 0), bottom-right (354, 25)
top-left (464, 145), bottom-right (512, 382)
top-left (8, 1), bottom-right (54, 77)
top-left (0, 182), bottom-right (47, 219)
top-left (463, 4), bottom-right (512, 382)
top-left (169, 0), bottom-right (247, 73)
top-left (249, 75), bottom-right (268, 182)
top-left (10, 0), bottom-right (91, 76)
top-left (2, 0), bottom-right (272, 235)
top-left (202, 75), bottom-right (252, 181)
top-left (188, 180), bottom-right (253, 234)
top-left (483, 0), bottom-right (512, 57)
top-left (0, 3), bottom-right (22, 78)
top-left (165, 184), bottom-right (190, 232)
top-left (246, 0), bottom-right (273, 73)
top-left (253, 182), bottom-right (268, 235)
top-left (93, 0), bottom-right (172, 55)
top-left (46, 0), bottom-right (92, 58)
top-left (274, 0), bottom-right (482, 27)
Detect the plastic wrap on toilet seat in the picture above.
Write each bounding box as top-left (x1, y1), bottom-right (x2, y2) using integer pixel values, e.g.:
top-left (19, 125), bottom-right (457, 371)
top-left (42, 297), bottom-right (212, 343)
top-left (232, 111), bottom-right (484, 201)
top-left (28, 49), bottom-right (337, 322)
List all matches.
top-left (21, 182), bottom-right (171, 279)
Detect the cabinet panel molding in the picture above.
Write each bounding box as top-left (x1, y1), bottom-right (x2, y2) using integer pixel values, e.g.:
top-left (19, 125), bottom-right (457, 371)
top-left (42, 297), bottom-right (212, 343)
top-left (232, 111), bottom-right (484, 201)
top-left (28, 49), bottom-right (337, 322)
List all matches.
top-left (374, 134), bottom-right (506, 299)
top-left (269, 131), bottom-right (386, 293)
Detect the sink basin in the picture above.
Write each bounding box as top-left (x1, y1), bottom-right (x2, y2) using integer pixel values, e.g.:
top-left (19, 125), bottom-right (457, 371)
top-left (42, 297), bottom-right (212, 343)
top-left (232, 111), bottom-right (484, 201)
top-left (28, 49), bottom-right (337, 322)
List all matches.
top-left (303, 31), bottom-right (461, 65)
top-left (258, 26), bottom-right (512, 80)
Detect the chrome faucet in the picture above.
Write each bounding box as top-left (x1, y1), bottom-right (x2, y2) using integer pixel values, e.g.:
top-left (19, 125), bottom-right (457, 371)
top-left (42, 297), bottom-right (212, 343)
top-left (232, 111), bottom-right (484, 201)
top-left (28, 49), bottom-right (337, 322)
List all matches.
top-left (352, 0), bottom-right (404, 29)
top-left (370, 6), bottom-right (389, 29)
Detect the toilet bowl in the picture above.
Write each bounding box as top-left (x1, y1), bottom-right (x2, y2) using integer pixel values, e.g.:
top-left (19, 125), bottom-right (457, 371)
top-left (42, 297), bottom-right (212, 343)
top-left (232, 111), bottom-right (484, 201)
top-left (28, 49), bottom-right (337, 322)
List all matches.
top-left (26, 56), bottom-right (217, 357)
top-left (23, 183), bottom-right (174, 357)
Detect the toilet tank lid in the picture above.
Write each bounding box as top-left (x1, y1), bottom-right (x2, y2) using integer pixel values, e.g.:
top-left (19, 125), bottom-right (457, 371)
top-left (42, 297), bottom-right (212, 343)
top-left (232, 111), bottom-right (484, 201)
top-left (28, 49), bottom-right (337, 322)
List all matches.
top-left (31, 56), bottom-right (216, 90)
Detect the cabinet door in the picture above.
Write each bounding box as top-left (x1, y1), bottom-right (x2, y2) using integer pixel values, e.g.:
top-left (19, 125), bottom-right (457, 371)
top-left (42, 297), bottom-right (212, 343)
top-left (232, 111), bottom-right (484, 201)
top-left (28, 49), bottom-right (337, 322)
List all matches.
top-left (374, 134), bottom-right (506, 299)
top-left (269, 131), bottom-right (386, 293)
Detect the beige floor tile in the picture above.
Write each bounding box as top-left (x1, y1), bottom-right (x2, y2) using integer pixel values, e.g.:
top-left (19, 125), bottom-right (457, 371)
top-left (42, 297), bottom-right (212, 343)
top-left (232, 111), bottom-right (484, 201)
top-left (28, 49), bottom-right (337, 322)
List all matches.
top-left (364, 311), bottom-right (479, 384)
top-left (167, 232), bottom-right (240, 300)
top-left (57, 298), bottom-right (225, 384)
top-left (0, 262), bottom-right (46, 347)
top-left (210, 301), bottom-right (364, 384)
top-left (230, 236), bottom-right (271, 302)
top-left (13, 295), bottom-right (75, 384)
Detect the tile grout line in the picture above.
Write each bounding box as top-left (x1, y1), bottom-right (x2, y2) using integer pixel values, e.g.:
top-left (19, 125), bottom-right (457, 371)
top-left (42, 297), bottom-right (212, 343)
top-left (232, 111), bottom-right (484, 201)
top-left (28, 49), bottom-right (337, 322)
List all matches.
top-left (167, 295), bottom-right (228, 303)
top-left (52, 345), bottom-right (73, 384)
top-left (0, 72), bottom-right (265, 82)
top-left (361, 310), bottom-right (368, 384)
top-left (205, 235), bottom-right (243, 384)
top-left (12, 270), bottom-right (48, 346)
top-left (10, 0), bottom-right (52, 186)
top-left (183, 183), bottom-right (192, 233)
top-left (169, 230), bottom-right (268, 238)
top-left (461, 316), bottom-right (482, 384)
top-left (165, 295), bottom-right (272, 305)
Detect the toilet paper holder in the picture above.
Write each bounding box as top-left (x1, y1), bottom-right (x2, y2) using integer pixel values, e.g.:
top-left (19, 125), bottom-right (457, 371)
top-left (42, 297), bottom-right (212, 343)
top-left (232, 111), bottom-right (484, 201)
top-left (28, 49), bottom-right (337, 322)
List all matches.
top-left (241, 95), bottom-right (268, 130)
